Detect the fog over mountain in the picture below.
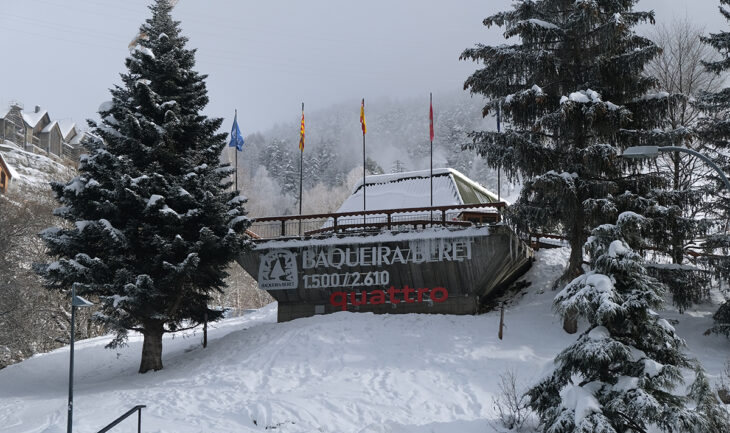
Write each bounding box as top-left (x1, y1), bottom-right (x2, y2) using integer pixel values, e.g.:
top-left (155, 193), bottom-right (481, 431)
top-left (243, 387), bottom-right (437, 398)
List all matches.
top-left (0, 0), bottom-right (723, 133)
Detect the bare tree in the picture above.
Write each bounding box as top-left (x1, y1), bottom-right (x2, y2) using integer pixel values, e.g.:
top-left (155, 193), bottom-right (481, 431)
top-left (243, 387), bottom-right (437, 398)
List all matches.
top-left (648, 18), bottom-right (722, 127)
top-left (0, 188), bottom-right (104, 368)
top-left (646, 17), bottom-right (723, 193)
top-left (491, 369), bottom-right (534, 431)
top-left (640, 18), bottom-right (727, 310)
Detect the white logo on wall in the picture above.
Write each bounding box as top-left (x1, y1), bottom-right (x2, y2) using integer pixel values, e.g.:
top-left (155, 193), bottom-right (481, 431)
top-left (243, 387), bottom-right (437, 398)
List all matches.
top-left (258, 249), bottom-right (298, 290)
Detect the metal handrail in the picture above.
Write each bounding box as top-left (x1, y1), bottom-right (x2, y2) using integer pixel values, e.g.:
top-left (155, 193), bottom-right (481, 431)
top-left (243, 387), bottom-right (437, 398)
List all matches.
top-left (248, 202), bottom-right (505, 239)
top-left (97, 405), bottom-right (146, 433)
top-left (251, 202), bottom-right (505, 223)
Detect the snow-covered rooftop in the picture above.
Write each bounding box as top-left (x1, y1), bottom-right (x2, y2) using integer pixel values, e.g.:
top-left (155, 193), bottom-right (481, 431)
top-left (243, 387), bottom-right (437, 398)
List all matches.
top-left (58, 119), bottom-right (77, 138)
top-left (337, 168), bottom-right (500, 214)
top-left (41, 120), bottom-right (59, 134)
top-left (21, 108), bottom-right (48, 128)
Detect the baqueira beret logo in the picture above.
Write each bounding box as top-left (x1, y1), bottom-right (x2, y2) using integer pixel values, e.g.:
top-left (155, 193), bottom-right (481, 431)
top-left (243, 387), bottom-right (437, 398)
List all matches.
top-left (258, 250), bottom-right (298, 290)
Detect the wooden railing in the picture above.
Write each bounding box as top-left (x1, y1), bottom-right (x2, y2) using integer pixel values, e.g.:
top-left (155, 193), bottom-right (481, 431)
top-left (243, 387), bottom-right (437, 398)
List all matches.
top-left (248, 202), bottom-right (505, 240)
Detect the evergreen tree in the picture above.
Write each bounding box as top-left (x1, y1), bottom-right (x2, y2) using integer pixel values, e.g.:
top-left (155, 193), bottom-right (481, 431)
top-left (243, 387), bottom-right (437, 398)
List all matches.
top-left (258, 138), bottom-right (299, 198)
top-left (365, 157), bottom-right (384, 175)
top-left (36, 0), bottom-right (250, 373)
top-left (460, 0), bottom-right (680, 289)
top-left (696, 0), bottom-right (730, 336)
top-left (529, 212), bottom-right (729, 433)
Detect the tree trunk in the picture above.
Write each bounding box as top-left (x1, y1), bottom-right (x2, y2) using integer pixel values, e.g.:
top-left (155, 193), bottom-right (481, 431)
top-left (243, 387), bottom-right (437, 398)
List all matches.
top-left (139, 322), bottom-right (164, 373)
top-left (559, 216), bottom-right (586, 335)
top-left (671, 155), bottom-right (684, 265)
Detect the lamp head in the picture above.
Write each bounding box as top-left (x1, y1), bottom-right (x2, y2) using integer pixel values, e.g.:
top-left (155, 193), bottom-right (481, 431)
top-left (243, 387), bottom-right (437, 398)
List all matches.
top-left (622, 146), bottom-right (660, 159)
top-left (72, 295), bottom-right (94, 308)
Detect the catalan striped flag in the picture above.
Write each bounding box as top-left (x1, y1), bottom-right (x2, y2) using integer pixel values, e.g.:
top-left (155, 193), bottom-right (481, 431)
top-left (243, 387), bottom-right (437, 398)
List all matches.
top-left (360, 98), bottom-right (367, 135)
top-left (299, 105), bottom-right (305, 151)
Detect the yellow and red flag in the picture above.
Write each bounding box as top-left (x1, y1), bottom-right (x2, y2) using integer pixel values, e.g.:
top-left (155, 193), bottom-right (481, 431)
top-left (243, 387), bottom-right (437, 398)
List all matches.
top-left (299, 104), bottom-right (305, 151)
top-left (360, 98), bottom-right (367, 135)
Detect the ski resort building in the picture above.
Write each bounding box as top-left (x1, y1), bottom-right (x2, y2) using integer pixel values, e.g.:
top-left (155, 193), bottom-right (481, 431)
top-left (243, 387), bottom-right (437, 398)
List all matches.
top-left (0, 103), bottom-right (92, 167)
top-left (238, 168), bottom-right (533, 322)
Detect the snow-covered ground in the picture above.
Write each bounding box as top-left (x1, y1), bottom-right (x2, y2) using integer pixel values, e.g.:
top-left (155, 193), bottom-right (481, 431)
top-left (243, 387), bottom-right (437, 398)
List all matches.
top-left (1, 248), bottom-right (727, 433)
top-left (0, 141), bottom-right (74, 189)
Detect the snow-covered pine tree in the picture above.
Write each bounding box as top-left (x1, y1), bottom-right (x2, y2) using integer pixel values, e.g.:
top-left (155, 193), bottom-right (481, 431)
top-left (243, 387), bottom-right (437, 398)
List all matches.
top-left (528, 212), bottom-right (729, 433)
top-left (695, 0), bottom-right (730, 338)
top-left (258, 138), bottom-right (299, 198)
top-left (365, 157), bottom-right (384, 175)
top-left (460, 1), bottom-right (681, 289)
top-left (36, 0), bottom-right (250, 373)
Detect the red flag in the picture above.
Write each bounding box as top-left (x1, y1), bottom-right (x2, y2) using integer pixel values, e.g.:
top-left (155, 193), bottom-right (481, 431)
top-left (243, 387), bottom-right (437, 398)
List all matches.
top-left (429, 97), bottom-right (434, 142)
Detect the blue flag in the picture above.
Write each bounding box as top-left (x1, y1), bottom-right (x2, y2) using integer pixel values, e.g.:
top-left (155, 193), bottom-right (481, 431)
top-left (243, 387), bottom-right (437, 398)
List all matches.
top-left (229, 110), bottom-right (244, 152)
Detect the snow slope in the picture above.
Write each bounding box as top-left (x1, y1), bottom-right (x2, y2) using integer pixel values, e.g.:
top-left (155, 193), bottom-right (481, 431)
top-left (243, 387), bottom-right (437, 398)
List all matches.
top-left (1, 248), bottom-right (727, 433)
top-left (0, 141), bottom-right (74, 188)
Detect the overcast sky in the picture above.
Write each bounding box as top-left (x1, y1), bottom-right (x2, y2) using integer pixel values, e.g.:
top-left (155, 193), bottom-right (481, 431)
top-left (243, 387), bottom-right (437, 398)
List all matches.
top-left (0, 0), bottom-right (725, 134)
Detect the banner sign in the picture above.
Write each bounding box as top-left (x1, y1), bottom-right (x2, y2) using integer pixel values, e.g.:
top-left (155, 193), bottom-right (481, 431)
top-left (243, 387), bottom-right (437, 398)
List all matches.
top-left (257, 238), bottom-right (473, 292)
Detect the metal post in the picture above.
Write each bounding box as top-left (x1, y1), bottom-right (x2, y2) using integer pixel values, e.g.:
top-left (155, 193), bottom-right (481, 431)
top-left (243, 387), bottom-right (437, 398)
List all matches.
top-left (234, 109), bottom-right (239, 192)
top-left (363, 100), bottom-right (367, 227)
top-left (497, 103), bottom-right (501, 202)
top-left (67, 286), bottom-right (76, 433)
top-left (299, 105), bottom-right (304, 236)
top-left (498, 303), bottom-right (504, 340)
top-left (430, 92), bottom-right (434, 225)
top-left (203, 311), bottom-right (208, 349)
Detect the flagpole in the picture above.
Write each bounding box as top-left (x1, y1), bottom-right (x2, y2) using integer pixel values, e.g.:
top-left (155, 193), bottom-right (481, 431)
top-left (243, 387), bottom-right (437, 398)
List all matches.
top-left (430, 92), bottom-right (433, 225)
top-left (235, 109), bottom-right (239, 192)
top-left (362, 98), bottom-right (366, 227)
top-left (299, 102), bottom-right (304, 235)
top-left (230, 145), bottom-right (235, 192)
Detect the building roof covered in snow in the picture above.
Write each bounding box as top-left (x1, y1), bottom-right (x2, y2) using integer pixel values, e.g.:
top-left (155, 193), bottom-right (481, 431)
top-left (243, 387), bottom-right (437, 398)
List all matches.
top-left (336, 168), bottom-right (500, 214)
top-left (57, 120), bottom-right (77, 139)
top-left (41, 120), bottom-right (60, 134)
top-left (21, 107), bottom-right (49, 129)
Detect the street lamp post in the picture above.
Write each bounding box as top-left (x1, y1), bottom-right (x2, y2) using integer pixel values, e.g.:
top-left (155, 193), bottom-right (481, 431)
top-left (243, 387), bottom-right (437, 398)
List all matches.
top-left (67, 284), bottom-right (93, 433)
top-left (622, 146), bottom-right (730, 192)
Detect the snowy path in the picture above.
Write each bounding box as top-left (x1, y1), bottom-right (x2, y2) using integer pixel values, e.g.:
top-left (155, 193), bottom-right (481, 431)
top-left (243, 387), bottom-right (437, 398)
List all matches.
top-left (1, 248), bottom-right (726, 432)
